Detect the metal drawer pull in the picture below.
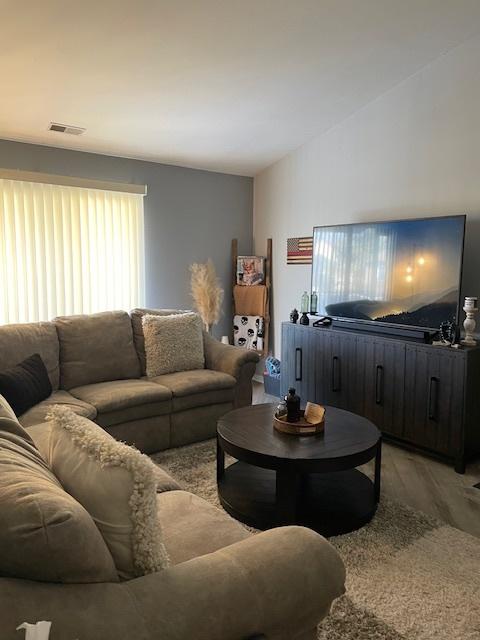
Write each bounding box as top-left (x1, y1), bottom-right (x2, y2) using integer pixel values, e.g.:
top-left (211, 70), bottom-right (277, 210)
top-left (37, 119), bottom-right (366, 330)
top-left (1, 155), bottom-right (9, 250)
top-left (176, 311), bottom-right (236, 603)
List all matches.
top-left (332, 356), bottom-right (341, 392)
top-left (295, 347), bottom-right (302, 381)
top-left (428, 376), bottom-right (439, 420)
top-left (375, 365), bottom-right (384, 405)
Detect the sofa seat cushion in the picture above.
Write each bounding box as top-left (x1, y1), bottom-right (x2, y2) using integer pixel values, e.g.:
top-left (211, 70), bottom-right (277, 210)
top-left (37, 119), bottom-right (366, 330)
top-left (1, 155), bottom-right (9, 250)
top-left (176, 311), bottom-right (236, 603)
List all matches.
top-left (96, 403), bottom-right (172, 429)
top-left (175, 389), bottom-right (234, 412)
top-left (70, 379), bottom-right (172, 413)
top-left (150, 369), bottom-right (235, 412)
top-left (19, 390), bottom-right (97, 429)
top-left (0, 395), bottom-right (118, 584)
top-left (150, 369), bottom-right (235, 395)
top-left (157, 490), bottom-right (250, 565)
top-left (55, 311), bottom-right (141, 389)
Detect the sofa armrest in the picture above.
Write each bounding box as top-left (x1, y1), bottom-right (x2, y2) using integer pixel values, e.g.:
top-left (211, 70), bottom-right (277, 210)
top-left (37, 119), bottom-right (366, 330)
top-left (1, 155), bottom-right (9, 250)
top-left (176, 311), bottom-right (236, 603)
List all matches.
top-left (0, 527), bottom-right (345, 640)
top-left (204, 332), bottom-right (260, 380)
top-left (153, 464), bottom-right (182, 493)
top-left (204, 333), bottom-right (260, 407)
top-left (126, 525), bottom-right (345, 640)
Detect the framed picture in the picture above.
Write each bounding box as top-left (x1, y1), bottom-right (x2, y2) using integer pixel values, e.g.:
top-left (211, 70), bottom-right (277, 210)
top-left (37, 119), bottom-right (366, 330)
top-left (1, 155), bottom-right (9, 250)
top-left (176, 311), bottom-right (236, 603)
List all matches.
top-left (236, 256), bottom-right (265, 286)
top-left (287, 236), bottom-right (313, 264)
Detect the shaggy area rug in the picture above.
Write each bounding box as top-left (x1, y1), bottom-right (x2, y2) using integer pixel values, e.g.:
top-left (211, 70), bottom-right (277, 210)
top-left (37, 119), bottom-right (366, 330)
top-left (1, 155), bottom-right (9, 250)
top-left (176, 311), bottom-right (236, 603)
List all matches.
top-left (152, 440), bottom-right (480, 640)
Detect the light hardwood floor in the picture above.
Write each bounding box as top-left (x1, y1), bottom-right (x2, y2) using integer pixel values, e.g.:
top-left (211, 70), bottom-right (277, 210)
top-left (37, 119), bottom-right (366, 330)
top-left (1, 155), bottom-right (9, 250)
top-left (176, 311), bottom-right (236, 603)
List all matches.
top-left (253, 382), bottom-right (480, 538)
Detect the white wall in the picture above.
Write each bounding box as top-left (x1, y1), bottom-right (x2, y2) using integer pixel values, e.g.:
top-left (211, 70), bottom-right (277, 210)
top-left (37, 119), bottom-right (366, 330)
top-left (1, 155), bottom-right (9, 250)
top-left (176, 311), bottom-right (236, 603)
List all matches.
top-left (254, 34), bottom-right (480, 356)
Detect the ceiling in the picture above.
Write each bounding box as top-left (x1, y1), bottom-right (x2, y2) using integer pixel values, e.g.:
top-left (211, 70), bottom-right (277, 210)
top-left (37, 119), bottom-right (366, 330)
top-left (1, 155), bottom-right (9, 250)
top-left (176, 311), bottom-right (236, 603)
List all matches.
top-left (1, 1), bottom-right (480, 176)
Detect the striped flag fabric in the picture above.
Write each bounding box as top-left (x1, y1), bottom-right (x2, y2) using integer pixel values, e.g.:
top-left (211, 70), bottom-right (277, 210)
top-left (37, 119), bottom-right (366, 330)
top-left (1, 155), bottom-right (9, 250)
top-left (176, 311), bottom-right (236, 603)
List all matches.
top-left (287, 236), bottom-right (313, 264)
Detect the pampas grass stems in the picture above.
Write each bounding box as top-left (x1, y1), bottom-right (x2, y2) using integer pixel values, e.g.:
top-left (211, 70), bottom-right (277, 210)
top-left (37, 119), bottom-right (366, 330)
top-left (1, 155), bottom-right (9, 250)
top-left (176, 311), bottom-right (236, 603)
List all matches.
top-left (190, 260), bottom-right (224, 332)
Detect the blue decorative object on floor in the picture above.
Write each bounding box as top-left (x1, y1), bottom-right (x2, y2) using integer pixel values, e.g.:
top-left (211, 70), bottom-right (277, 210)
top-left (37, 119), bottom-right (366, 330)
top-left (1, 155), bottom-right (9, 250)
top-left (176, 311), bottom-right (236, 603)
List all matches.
top-left (265, 356), bottom-right (280, 376)
top-left (264, 356), bottom-right (281, 397)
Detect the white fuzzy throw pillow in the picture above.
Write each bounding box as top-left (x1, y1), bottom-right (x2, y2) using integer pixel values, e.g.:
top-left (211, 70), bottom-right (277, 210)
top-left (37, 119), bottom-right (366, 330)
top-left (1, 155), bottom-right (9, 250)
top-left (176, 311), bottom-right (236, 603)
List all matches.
top-left (143, 312), bottom-right (205, 377)
top-left (45, 406), bottom-right (169, 580)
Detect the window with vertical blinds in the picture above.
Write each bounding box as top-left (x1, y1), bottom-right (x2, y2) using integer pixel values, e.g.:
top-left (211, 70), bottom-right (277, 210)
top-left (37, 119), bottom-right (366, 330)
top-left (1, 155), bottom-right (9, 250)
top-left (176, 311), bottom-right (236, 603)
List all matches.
top-left (0, 178), bottom-right (145, 324)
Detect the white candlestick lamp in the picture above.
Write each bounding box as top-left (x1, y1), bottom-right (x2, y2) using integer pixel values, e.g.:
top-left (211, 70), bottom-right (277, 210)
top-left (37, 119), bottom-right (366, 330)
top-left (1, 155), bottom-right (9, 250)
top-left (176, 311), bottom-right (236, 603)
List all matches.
top-left (461, 296), bottom-right (478, 346)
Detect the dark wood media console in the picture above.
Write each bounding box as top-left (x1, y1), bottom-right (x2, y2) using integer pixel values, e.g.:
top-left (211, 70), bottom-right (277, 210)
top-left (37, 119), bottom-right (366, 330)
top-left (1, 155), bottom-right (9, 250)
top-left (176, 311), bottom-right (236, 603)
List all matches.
top-left (281, 322), bottom-right (480, 473)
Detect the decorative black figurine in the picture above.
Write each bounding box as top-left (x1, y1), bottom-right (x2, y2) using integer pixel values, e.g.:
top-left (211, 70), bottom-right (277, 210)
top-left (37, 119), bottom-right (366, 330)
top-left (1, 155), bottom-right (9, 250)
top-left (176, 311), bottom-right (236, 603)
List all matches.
top-left (285, 387), bottom-right (301, 422)
top-left (300, 312), bottom-right (309, 326)
top-left (290, 308), bottom-right (299, 323)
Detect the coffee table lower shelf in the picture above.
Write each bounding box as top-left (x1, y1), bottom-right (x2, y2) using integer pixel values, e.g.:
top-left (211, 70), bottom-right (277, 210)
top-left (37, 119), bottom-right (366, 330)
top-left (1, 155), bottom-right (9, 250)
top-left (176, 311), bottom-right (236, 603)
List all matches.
top-left (218, 461), bottom-right (377, 537)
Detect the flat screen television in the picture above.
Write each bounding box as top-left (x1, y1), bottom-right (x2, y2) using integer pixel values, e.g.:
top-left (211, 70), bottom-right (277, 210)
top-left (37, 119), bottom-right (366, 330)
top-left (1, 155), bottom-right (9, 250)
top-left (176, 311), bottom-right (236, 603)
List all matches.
top-left (311, 215), bottom-right (466, 331)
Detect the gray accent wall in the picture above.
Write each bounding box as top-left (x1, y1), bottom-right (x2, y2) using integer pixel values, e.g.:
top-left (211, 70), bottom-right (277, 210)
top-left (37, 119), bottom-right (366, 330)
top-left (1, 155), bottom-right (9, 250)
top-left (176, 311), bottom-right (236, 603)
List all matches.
top-left (0, 139), bottom-right (253, 337)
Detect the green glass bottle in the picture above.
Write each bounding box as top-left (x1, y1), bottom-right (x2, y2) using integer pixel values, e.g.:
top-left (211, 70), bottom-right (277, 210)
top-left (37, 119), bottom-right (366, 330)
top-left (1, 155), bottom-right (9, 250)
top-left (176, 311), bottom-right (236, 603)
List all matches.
top-left (300, 291), bottom-right (309, 313)
top-left (310, 290), bottom-right (318, 315)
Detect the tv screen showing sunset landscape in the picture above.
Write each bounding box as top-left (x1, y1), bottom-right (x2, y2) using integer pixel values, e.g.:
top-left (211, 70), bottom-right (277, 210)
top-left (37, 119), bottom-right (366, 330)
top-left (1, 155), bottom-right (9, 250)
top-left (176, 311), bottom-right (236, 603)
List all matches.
top-left (311, 216), bottom-right (465, 330)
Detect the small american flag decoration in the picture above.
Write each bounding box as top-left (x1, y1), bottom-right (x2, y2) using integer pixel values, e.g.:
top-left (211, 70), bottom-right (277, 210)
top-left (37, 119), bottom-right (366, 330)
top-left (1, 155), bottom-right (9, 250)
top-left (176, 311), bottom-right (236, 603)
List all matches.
top-left (287, 236), bottom-right (313, 264)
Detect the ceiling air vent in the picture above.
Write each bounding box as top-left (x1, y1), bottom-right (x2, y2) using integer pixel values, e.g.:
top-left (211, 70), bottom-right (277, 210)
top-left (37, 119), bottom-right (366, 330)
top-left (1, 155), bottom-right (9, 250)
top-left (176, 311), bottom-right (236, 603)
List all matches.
top-left (48, 122), bottom-right (86, 135)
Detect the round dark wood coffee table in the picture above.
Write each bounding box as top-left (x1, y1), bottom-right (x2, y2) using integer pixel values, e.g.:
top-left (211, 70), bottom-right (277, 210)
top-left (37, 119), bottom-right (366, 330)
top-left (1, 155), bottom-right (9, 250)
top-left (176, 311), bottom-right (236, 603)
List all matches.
top-left (217, 403), bottom-right (381, 536)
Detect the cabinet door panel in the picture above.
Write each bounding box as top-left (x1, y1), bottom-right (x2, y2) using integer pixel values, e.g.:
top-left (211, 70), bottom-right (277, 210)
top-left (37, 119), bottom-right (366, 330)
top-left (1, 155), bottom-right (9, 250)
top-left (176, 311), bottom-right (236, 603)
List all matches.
top-left (280, 324), bottom-right (294, 398)
top-left (318, 333), bottom-right (358, 410)
top-left (281, 324), bottom-right (316, 407)
top-left (404, 346), bottom-right (464, 455)
top-left (312, 329), bottom-right (327, 404)
top-left (363, 339), bottom-right (405, 437)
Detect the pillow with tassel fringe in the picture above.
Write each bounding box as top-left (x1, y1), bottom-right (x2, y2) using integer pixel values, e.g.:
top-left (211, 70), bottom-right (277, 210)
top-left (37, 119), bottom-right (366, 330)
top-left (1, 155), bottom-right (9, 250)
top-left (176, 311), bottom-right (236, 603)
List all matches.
top-left (45, 405), bottom-right (169, 580)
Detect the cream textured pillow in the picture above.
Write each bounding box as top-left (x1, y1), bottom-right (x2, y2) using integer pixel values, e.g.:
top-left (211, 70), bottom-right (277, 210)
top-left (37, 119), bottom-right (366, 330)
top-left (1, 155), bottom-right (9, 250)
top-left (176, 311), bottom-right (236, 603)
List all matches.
top-left (45, 406), bottom-right (169, 580)
top-left (143, 312), bottom-right (205, 377)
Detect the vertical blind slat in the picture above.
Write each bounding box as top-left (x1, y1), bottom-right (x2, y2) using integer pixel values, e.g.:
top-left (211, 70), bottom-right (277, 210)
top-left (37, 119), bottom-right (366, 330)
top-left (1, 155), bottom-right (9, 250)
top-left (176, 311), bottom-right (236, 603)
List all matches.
top-left (0, 178), bottom-right (145, 324)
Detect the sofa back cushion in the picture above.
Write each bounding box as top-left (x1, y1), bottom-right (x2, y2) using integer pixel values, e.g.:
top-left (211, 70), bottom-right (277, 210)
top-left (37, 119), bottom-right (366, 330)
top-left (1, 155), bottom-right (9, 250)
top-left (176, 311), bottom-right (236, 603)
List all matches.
top-left (55, 311), bottom-right (141, 389)
top-left (130, 308), bottom-right (190, 375)
top-left (0, 395), bottom-right (118, 584)
top-left (0, 321), bottom-right (59, 389)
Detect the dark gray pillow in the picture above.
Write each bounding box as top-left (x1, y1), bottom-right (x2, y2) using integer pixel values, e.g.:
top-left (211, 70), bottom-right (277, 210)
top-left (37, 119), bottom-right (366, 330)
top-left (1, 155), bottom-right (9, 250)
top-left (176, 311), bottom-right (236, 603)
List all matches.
top-left (0, 353), bottom-right (52, 416)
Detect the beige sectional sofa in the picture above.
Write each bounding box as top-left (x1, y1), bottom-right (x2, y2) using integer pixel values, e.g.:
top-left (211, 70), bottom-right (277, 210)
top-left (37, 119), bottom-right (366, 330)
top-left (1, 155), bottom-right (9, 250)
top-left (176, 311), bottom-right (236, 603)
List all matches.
top-left (0, 308), bottom-right (259, 452)
top-left (0, 365), bottom-right (346, 639)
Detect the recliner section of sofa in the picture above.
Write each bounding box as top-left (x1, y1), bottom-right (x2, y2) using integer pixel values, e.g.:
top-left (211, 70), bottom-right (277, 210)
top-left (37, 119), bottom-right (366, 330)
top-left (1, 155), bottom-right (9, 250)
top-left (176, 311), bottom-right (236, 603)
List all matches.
top-left (131, 308), bottom-right (258, 409)
top-left (0, 394), bottom-right (346, 640)
top-left (0, 309), bottom-right (259, 453)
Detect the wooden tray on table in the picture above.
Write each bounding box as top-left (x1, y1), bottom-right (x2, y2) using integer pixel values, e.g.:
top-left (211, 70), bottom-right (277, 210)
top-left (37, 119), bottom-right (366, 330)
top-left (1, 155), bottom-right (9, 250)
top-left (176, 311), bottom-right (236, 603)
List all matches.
top-left (273, 402), bottom-right (325, 436)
